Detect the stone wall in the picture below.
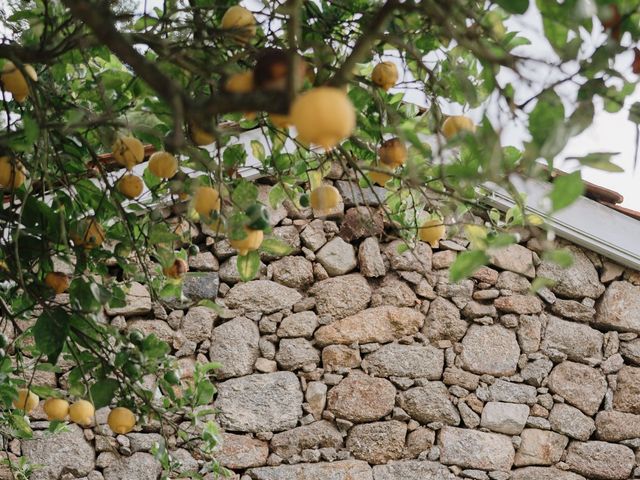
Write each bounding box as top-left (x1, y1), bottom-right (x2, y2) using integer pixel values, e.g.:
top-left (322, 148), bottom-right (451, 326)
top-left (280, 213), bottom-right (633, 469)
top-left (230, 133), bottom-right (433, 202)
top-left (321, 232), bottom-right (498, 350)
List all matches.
top-left (9, 179), bottom-right (640, 480)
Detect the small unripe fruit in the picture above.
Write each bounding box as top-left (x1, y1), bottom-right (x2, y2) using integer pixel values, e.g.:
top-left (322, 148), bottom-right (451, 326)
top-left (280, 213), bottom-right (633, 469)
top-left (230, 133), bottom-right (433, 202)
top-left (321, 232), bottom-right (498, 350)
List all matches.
top-left (117, 174), bottom-right (144, 199)
top-left (112, 136), bottom-right (145, 170)
top-left (43, 398), bottom-right (70, 421)
top-left (13, 388), bottom-right (39, 413)
top-left (148, 152), bottom-right (178, 179)
top-left (163, 258), bottom-right (189, 279)
top-left (69, 400), bottom-right (95, 426)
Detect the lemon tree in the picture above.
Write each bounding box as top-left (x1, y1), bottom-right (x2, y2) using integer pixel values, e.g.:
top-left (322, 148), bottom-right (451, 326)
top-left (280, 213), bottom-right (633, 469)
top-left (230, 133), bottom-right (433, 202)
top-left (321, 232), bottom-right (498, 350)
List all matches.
top-left (0, 0), bottom-right (638, 477)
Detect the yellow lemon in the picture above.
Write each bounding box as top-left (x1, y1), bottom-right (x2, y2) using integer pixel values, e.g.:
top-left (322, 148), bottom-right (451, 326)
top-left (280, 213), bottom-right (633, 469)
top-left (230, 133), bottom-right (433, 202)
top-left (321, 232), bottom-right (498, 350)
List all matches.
top-left (221, 5), bottom-right (256, 42)
top-left (419, 218), bottom-right (446, 248)
top-left (44, 272), bottom-right (70, 294)
top-left (148, 151), bottom-right (178, 179)
top-left (269, 113), bottom-right (291, 129)
top-left (229, 228), bottom-right (263, 256)
top-left (112, 136), bottom-right (145, 170)
top-left (13, 388), bottom-right (39, 413)
top-left (117, 174), bottom-right (144, 199)
top-left (0, 156), bottom-right (26, 189)
top-left (310, 185), bottom-right (341, 213)
top-left (189, 123), bottom-right (215, 146)
top-left (43, 398), bottom-right (69, 421)
top-left (72, 218), bottom-right (105, 249)
top-left (442, 115), bottom-right (476, 140)
top-left (379, 137), bottom-right (407, 168)
top-left (193, 186), bottom-right (221, 219)
top-left (1, 62), bottom-right (37, 103)
top-left (108, 407), bottom-right (136, 434)
top-left (371, 61), bottom-right (398, 91)
top-left (290, 87), bottom-right (356, 149)
top-left (224, 71), bottom-right (254, 94)
top-left (368, 169), bottom-right (392, 186)
top-left (68, 400), bottom-right (95, 426)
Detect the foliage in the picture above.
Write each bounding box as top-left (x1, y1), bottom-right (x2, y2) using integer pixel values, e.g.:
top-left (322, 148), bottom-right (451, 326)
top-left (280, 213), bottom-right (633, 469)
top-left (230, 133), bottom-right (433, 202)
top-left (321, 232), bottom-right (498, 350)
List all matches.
top-left (0, 0), bottom-right (638, 477)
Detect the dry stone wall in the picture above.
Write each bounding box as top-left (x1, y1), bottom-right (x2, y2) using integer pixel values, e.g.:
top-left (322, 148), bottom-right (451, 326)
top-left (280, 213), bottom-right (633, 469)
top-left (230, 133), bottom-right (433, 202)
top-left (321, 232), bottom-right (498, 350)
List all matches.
top-left (10, 180), bottom-right (640, 480)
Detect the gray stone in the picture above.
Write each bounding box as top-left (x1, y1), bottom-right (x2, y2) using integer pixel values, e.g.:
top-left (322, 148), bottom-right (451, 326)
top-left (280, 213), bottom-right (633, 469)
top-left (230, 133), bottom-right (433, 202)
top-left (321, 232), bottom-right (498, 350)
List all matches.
top-left (494, 295), bottom-right (542, 315)
top-left (372, 460), bottom-right (456, 480)
top-left (181, 306), bottom-right (216, 343)
top-left (271, 421), bottom-right (343, 459)
top-left (322, 344), bottom-right (362, 371)
top-left (336, 180), bottom-right (387, 207)
top-left (443, 367), bottom-right (480, 391)
top-left (219, 256), bottom-right (266, 284)
top-left (105, 282), bottom-right (152, 317)
top-left (460, 325), bottom-right (520, 376)
top-left (217, 433), bottom-right (269, 469)
top-left (275, 338), bottom-right (319, 370)
top-left (370, 276), bottom-right (417, 308)
top-left (439, 426), bottom-right (515, 471)
top-left (596, 410), bottom-right (640, 441)
top-left (595, 281), bottom-right (640, 333)
top-left (362, 343), bottom-right (444, 379)
top-left (247, 459), bottom-right (373, 480)
top-left (309, 273), bottom-right (372, 320)
top-left (547, 361), bottom-right (607, 415)
top-left (489, 380), bottom-right (537, 405)
top-left (424, 297), bottom-right (468, 342)
top-left (496, 271), bottom-right (532, 293)
top-left (406, 428), bottom-right (436, 457)
top-left (613, 366), bottom-right (640, 414)
top-left (565, 441), bottom-right (635, 480)
top-left (551, 299), bottom-right (596, 322)
top-left (327, 372), bottom-right (396, 423)
top-left (306, 381), bottom-right (327, 419)
top-left (480, 402), bottom-right (529, 435)
top-left (126, 319), bottom-right (175, 344)
top-left (346, 420), bottom-right (407, 464)
top-left (300, 220), bottom-right (327, 252)
top-left (127, 433), bottom-right (164, 453)
top-left (514, 429), bottom-right (569, 466)
top-left (315, 306), bottom-right (424, 347)
top-left (542, 315), bottom-right (603, 364)
top-left (22, 424), bottom-right (95, 479)
top-left (182, 272), bottom-right (220, 302)
top-left (188, 250), bottom-right (218, 271)
top-left (384, 240), bottom-right (432, 273)
top-left (517, 315), bottom-right (542, 353)
top-left (462, 301), bottom-right (497, 319)
top-left (316, 237), bottom-right (357, 276)
top-left (510, 467), bottom-right (586, 480)
top-left (224, 280), bottom-right (302, 313)
top-left (620, 339), bottom-right (640, 364)
top-left (339, 207), bottom-right (384, 242)
top-left (102, 452), bottom-right (162, 480)
top-left (520, 358), bottom-right (553, 387)
top-left (214, 372), bottom-right (303, 432)
top-left (270, 256), bottom-right (314, 289)
top-left (398, 383), bottom-right (461, 426)
top-left (537, 246), bottom-right (604, 299)
top-left (265, 225), bottom-right (302, 258)
top-left (277, 311), bottom-right (318, 338)
top-left (459, 400), bottom-right (481, 428)
top-left (210, 317), bottom-right (260, 379)
top-left (257, 184), bottom-right (288, 226)
top-left (358, 237), bottom-right (386, 277)
top-left (489, 244), bottom-right (535, 278)
top-left (549, 404), bottom-right (595, 441)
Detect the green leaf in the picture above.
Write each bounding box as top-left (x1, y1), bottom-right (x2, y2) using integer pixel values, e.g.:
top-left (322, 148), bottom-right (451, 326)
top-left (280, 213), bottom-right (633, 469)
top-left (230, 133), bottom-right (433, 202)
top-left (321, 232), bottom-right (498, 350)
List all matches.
top-left (530, 276), bottom-right (556, 293)
top-left (629, 102), bottom-right (640, 124)
top-left (549, 171), bottom-right (584, 212)
top-left (566, 152), bottom-right (624, 172)
top-left (449, 250), bottom-right (490, 282)
top-left (33, 308), bottom-right (69, 363)
top-left (237, 250), bottom-right (260, 282)
top-left (494, 0), bottom-right (529, 14)
top-left (194, 380), bottom-right (215, 406)
top-left (251, 140), bottom-right (266, 161)
top-left (529, 91), bottom-right (565, 150)
top-left (231, 181), bottom-right (258, 210)
top-left (268, 184), bottom-right (286, 209)
top-left (90, 378), bottom-right (119, 409)
top-left (543, 248), bottom-right (574, 268)
top-left (261, 238), bottom-right (293, 256)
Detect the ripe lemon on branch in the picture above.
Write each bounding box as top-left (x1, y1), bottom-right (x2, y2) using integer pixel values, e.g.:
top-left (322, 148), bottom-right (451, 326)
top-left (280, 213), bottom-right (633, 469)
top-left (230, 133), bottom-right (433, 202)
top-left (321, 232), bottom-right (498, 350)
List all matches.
top-left (1, 61), bottom-right (37, 103)
top-left (13, 389), bottom-right (38, 413)
top-left (118, 174), bottom-right (144, 199)
top-left (43, 398), bottom-right (69, 421)
top-left (442, 115), bottom-right (476, 139)
top-left (148, 152), bottom-right (178, 179)
top-left (112, 136), bottom-right (145, 170)
top-left (371, 61), bottom-right (398, 91)
top-left (108, 407), bottom-right (136, 434)
top-left (0, 156), bottom-right (26, 189)
top-left (69, 400), bottom-right (95, 426)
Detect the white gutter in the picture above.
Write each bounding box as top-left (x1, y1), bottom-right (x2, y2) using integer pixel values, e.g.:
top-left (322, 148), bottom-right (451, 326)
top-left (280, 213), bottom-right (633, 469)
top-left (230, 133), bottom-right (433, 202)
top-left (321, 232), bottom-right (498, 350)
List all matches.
top-left (484, 174), bottom-right (640, 271)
